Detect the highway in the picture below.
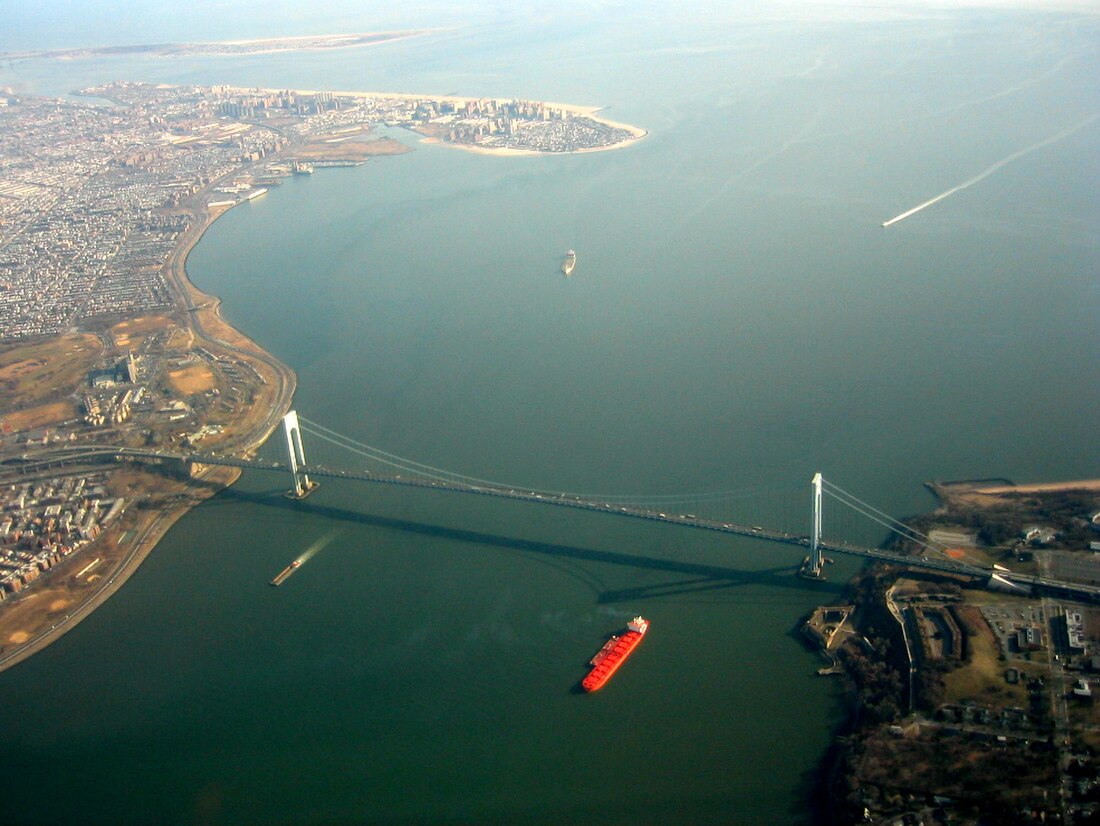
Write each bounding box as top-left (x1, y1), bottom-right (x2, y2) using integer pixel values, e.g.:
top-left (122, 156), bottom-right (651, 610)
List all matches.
top-left (9, 443), bottom-right (1100, 602)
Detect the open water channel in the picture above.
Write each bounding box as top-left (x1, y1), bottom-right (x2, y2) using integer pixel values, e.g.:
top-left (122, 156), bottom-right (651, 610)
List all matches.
top-left (0, 4), bottom-right (1098, 822)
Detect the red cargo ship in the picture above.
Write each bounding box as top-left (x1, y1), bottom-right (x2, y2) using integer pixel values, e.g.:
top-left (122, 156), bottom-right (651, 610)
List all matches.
top-left (581, 616), bottom-right (649, 692)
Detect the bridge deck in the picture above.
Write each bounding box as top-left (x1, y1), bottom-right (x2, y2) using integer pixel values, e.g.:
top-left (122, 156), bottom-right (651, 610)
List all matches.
top-left (7, 445), bottom-right (1100, 601)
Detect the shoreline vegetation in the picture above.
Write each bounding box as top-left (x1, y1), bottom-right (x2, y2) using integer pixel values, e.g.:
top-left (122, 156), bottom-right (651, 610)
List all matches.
top-left (804, 480), bottom-right (1100, 824)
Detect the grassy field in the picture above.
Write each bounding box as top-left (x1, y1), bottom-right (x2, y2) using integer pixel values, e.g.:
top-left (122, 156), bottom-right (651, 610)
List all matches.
top-left (294, 135), bottom-right (410, 160)
top-left (944, 605), bottom-right (1032, 707)
top-left (165, 326), bottom-right (194, 350)
top-left (0, 333), bottom-right (102, 410)
top-left (0, 400), bottom-right (77, 432)
top-left (168, 363), bottom-right (216, 395)
top-left (109, 314), bottom-right (175, 349)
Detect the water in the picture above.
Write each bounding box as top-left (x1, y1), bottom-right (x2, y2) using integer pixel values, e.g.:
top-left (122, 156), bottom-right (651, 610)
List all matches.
top-left (1, 4), bottom-right (1098, 823)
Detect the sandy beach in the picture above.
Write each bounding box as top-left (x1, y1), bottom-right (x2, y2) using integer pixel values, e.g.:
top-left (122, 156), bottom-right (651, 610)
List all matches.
top-left (242, 86), bottom-right (648, 155)
top-left (962, 479), bottom-right (1100, 494)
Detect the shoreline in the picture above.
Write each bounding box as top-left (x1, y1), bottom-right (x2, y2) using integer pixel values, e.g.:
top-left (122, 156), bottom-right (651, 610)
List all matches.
top-left (0, 86), bottom-right (633, 668)
top-left (0, 195), bottom-right (297, 674)
top-left (2, 30), bottom-right (441, 62)
top-left (0, 465), bottom-right (240, 673)
top-left (243, 86), bottom-right (648, 154)
top-left (0, 84), bottom-right (640, 668)
top-left (927, 477), bottom-right (1100, 508)
top-left (945, 478), bottom-right (1100, 494)
top-left (417, 130), bottom-right (647, 157)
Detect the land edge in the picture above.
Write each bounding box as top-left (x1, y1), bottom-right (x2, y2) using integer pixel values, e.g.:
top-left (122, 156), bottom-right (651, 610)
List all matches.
top-left (811, 477), bottom-right (1100, 824)
top-left (0, 202), bottom-right (297, 674)
top-left (0, 83), bottom-right (648, 671)
top-left (0, 29), bottom-right (442, 62)
top-left (929, 477), bottom-right (1100, 496)
top-left (238, 85), bottom-right (649, 155)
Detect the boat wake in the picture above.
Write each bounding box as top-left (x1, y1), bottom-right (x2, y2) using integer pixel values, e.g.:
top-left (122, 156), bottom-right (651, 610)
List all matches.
top-left (882, 113), bottom-right (1098, 228)
top-left (298, 529), bottom-right (341, 565)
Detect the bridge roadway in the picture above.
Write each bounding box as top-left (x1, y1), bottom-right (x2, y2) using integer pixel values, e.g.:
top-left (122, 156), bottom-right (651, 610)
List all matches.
top-left (7, 445), bottom-right (1100, 601)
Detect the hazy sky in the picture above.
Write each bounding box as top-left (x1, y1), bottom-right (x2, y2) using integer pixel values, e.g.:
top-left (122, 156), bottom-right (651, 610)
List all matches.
top-left (3, 0), bottom-right (1097, 53)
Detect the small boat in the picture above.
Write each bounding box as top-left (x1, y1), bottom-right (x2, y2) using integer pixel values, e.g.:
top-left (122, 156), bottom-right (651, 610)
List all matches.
top-left (271, 559), bottom-right (301, 586)
top-left (561, 249), bottom-right (576, 276)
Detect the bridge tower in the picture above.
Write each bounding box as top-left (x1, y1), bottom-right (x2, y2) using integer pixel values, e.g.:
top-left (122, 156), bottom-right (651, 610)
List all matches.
top-left (283, 410), bottom-right (317, 499)
top-left (798, 472), bottom-right (826, 580)
top-left (810, 472), bottom-right (823, 575)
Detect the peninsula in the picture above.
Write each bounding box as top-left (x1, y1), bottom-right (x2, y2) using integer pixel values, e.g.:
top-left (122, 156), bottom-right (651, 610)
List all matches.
top-left (0, 30), bottom-right (437, 62)
top-left (804, 479), bottom-right (1100, 825)
top-left (0, 80), bottom-right (645, 670)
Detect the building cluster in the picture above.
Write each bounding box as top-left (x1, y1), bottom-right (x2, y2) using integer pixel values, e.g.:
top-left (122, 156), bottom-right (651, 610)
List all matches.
top-left (1063, 607), bottom-right (1087, 655)
top-left (0, 473), bottom-right (124, 597)
top-left (80, 351), bottom-right (156, 432)
top-left (0, 84), bottom-right (281, 340)
top-left (421, 98), bottom-right (637, 152)
top-left (0, 81), bottom-right (639, 341)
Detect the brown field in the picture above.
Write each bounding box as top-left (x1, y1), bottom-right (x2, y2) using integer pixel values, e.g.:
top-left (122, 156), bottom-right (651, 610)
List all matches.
top-left (110, 314), bottom-right (173, 338)
top-left (963, 589), bottom-right (1018, 606)
top-left (168, 363), bottom-right (216, 395)
top-left (934, 479), bottom-right (1100, 509)
top-left (110, 314), bottom-right (174, 349)
top-left (0, 585), bottom-right (77, 650)
top-left (1, 400), bottom-right (77, 432)
top-left (0, 333), bottom-right (102, 407)
top-left (945, 605), bottom-right (1031, 707)
top-left (294, 135), bottom-right (410, 160)
top-left (166, 327), bottom-right (194, 350)
top-left (0, 357), bottom-right (46, 382)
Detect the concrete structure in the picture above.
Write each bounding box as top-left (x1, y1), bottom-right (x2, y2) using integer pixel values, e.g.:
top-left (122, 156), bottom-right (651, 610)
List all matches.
top-left (810, 472), bottom-right (824, 576)
top-left (282, 410), bottom-right (315, 498)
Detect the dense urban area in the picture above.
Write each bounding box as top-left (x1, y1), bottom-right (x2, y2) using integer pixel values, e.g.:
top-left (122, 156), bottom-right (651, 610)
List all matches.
top-left (0, 79), bottom-right (644, 668)
top-left (0, 81), bottom-right (640, 340)
top-left (1, 75), bottom-right (1098, 825)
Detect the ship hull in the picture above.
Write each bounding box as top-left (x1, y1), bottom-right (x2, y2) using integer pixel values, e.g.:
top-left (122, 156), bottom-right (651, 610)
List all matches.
top-left (271, 561), bottom-right (300, 586)
top-left (581, 618), bottom-right (648, 692)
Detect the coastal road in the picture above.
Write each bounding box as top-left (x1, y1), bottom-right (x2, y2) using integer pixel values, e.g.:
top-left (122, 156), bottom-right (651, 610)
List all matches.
top-left (0, 500), bottom-right (177, 672)
top-left (162, 183), bottom-right (297, 453)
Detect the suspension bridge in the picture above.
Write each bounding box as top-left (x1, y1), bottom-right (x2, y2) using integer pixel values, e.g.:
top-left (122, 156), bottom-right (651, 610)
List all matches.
top-left (7, 410), bottom-right (1098, 600)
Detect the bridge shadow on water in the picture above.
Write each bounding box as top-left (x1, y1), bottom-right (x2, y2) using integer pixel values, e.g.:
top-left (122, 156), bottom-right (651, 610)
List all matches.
top-left (204, 485), bottom-right (824, 603)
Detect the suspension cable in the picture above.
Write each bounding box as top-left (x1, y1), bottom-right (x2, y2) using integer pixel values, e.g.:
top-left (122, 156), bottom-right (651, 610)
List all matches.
top-left (298, 416), bottom-right (796, 505)
top-left (822, 480), bottom-right (986, 567)
top-left (292, 419), bottom-right (989, 566)
top-left (822, 479), bottom-right (943, 548)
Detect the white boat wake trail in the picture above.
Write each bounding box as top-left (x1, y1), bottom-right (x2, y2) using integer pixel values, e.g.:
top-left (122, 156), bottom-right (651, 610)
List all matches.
top-left (298, 529), bottom-right (341, 565)
top-left (881, 113), bottom-right (1099, 228)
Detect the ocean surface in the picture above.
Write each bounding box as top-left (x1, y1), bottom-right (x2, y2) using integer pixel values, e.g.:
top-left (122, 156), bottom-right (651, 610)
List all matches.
top-left (1, 3), bottom-right (1098, 823)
